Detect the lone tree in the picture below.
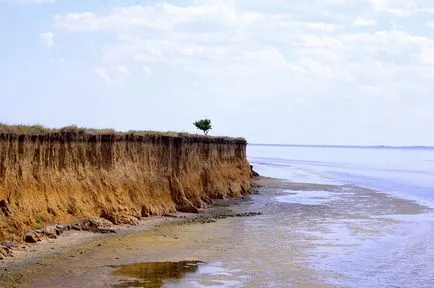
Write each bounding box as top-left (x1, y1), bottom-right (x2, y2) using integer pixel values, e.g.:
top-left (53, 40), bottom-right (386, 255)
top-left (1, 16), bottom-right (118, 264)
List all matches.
top-left (194, 119), bottom-right (212, 135)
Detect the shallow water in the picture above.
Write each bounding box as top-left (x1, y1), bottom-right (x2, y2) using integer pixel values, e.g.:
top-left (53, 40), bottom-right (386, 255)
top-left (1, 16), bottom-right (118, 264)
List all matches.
top-left (248, 145), bottom-right (434, 207)
top-left (22, 180), bottom-right (433, 287)
top-left (13, 145), bottom-right (434, 287)
top-left (248, 145), bottom-right (434, 288)
top-left (111, 261), bottom-right (202, 288)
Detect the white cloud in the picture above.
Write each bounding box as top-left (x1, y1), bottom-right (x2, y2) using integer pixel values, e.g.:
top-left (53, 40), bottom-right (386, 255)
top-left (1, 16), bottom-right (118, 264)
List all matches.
top-left (353, 17), bottom-right (377, 27)
top-left (370, 0), bottom-right (434, 16)
top-left (93, 66), bottom-right (131, 87)
top-left (419, 46), bottom-right (434, 64)
top-left (115, 66), bottom-right (129, 74)
top-left (427, 21), bottom-right (434, 28)
top-left (52, 2), bottom-right (434, 80)
top-left (54, 2), bottom-right (313, 77)
top-left (54, 2), bottom-right (239, 32)
top-left (52, 1), bottom-right (434, 85)
top-left (13, 0), bottom-right (55, 4)
top-left (143, 66), bottom-right (152, 75)
top-left (40, 32), bottom-right (54, 49)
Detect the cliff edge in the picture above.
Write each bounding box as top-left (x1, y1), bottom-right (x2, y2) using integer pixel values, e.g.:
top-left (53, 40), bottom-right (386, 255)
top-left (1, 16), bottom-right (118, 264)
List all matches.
top-left (0, 128), bottom-right (251, 242)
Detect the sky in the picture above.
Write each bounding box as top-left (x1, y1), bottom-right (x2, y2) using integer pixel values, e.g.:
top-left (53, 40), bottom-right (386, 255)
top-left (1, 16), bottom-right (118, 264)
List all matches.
top-left (1, 0), bottom-right (434, 146)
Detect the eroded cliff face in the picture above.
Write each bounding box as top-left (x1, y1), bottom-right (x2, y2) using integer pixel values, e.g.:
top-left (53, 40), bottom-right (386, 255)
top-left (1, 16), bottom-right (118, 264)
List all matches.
top-left (0, 132), bottom-right (251, 242)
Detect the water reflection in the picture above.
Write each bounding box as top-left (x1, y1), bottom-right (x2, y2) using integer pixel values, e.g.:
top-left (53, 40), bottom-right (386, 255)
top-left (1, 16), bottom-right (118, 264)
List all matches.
top-left (112, 261), bottom-right (203, 288)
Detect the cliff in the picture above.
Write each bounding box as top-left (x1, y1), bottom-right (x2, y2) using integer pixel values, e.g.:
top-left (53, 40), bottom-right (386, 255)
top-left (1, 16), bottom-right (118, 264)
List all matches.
top-left (0, 128), bottom-right (251, 242)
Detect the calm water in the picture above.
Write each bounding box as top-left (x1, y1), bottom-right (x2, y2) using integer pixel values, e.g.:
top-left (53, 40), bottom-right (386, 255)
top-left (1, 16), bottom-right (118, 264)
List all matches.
top-left (249, 145), bottom-right (434, 207)
top-left (248, 145), bottom-right (434, 287)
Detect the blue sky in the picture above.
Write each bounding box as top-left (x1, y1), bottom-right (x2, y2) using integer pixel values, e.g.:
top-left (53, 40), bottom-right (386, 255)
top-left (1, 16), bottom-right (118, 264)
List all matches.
top-left (1, 0), bottom-right (434, 145)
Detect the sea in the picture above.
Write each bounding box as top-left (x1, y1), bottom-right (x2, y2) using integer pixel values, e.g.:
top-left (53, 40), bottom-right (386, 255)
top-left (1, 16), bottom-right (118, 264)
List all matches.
top-left (249, 144), bottom-right (434, 208)
top-left (246, 144), bottom-right (434, 288)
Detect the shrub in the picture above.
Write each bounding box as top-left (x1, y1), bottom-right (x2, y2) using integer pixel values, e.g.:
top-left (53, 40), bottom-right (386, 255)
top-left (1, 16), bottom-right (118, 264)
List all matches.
top-left (193, 119), bottom-right (212, 135)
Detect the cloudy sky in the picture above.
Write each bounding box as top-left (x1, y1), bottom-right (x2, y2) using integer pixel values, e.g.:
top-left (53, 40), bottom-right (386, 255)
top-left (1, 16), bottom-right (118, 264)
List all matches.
top-left (1, 0), bottom-right (434, 145)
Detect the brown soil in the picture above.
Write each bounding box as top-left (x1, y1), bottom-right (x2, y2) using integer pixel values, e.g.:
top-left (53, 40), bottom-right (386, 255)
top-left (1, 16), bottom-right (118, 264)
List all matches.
top-left (0, 131), bottom-right (251, 243)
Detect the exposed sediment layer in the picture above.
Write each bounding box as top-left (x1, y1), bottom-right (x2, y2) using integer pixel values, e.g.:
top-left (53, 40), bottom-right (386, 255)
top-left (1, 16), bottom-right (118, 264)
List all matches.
top-left (0, 130), bottom-right (251, 242)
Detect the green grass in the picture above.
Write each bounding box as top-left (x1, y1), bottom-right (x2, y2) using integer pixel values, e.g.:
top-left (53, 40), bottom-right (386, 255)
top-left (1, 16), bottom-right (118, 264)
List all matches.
top-left (0, 123), bottom-right (48, 134)
top-left (35, 216), bottom-right (42, 224)
top-left (0, 123), bottom-right (245, 141)
top-left (0, 123), bottom-right (190, 136)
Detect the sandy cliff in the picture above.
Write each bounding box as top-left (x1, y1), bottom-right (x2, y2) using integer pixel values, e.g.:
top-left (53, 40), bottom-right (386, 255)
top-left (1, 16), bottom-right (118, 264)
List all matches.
top-left (0, 130), bottom-right (251, 242)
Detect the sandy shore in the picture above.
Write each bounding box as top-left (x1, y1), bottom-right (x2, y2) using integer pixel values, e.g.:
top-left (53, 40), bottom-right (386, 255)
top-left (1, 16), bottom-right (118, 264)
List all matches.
top-left (0, 186), bottom-right (261, 288)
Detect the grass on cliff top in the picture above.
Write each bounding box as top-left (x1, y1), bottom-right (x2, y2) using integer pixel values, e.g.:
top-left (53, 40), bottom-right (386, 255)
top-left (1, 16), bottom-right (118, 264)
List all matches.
top-left (0, 123), bottom-right (245, 141)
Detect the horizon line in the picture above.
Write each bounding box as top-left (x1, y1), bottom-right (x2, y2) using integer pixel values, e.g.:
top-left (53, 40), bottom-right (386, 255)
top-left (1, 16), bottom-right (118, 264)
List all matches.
top-left (248, 143), bottom-right (434, 150)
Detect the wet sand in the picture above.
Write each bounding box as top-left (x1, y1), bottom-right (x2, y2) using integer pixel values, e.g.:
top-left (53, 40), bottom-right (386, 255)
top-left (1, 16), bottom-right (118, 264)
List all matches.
top-left (0, 193), bottom-right (261, 287)
top-left (1, 177), bottom-right (432, 287)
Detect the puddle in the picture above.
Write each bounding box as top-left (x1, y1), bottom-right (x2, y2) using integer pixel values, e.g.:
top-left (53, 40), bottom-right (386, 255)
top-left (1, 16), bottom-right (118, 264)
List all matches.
top-left (197, 262), bottom-right (241, 276)
top-left (275, 190), bottom-right (335, 205)
top-left (176, 262), bottom-right (247, 288)
top-left (111, 261), bottom-right (203, 288)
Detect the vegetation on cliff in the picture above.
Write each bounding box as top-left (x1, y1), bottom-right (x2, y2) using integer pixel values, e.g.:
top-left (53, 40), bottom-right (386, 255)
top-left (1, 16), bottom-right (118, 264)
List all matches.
top-left (193, 119), bottom-right (212, 135)
top-left (0, 123), bottom-right (238, 140)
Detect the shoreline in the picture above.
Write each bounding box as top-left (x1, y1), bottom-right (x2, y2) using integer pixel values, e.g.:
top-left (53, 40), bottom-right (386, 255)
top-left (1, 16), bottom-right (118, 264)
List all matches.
top-left (2, 174), bottom-right (422, 269)
top-left (1, 216), bottom-right (171, 267)
top-left (2, 175), bottom-right (430, 287)
top-left (0, 184), bottom-right (263, 288)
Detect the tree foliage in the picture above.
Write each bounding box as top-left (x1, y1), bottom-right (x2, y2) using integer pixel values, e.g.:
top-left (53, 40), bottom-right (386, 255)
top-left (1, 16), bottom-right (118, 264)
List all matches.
top-left (193, 119), bottom-right (212, 135)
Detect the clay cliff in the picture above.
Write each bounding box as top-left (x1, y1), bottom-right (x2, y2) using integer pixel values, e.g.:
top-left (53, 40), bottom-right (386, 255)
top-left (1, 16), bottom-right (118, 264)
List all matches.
top-left (0, 129), bottom-right (251, 242)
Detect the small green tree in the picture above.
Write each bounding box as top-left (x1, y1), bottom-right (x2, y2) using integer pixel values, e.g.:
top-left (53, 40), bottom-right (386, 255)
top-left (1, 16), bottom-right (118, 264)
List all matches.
top-left (194, 119), bottom-right (212, 135)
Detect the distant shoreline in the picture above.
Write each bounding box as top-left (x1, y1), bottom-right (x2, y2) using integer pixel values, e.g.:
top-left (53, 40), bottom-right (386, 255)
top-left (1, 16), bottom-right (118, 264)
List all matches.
top-left (248, 144), bottom-right (434, 150)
